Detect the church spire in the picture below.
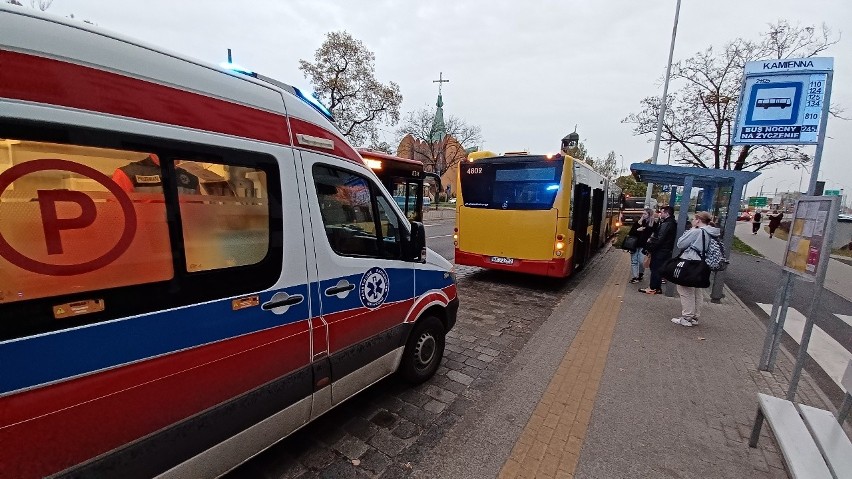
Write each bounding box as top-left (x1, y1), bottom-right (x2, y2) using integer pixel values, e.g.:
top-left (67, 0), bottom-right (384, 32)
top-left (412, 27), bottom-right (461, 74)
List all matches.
top-left (431, 72), bottom-right (449, 143)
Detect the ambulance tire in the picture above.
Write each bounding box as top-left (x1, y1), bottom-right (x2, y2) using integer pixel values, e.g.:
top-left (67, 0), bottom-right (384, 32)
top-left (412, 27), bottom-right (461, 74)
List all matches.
top-left (400, 315), bottom-right (446, 384)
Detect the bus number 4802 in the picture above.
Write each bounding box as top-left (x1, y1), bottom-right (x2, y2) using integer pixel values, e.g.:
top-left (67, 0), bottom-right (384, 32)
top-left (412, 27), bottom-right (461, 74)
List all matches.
top-left (467, 167), bottom-right (483, 174)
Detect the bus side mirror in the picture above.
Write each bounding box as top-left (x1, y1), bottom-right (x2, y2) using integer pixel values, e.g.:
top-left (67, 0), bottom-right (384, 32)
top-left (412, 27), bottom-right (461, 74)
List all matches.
top-left (406, 221), bottom-right (427, 262)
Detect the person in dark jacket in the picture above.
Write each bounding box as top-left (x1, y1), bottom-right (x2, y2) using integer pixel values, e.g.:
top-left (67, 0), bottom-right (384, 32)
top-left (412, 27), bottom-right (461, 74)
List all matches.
top-left (640, 205), bottom-right (677, 294)
top-left (751, 210), bottom-right (763, 234)
top-left (626, 207), bottom-right (656, 283)
top-left (767, 211), bottom-right (783, 238)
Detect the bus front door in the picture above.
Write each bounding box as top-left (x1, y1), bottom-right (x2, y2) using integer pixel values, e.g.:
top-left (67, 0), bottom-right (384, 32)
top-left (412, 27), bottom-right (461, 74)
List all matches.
top-left (591, 188), bottom-right (604, 249)
top-left (572, 184), bottom-right (591, 271)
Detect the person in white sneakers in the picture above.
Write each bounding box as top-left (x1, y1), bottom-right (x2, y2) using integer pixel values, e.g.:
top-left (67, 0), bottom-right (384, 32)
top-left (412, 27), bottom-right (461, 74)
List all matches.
top-left (671, 211), bottom-right (720, 327)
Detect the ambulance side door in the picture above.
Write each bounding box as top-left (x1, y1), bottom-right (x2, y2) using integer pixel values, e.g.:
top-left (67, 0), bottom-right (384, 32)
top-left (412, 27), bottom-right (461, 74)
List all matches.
top-left (299, 151), bottom-right (414, 405)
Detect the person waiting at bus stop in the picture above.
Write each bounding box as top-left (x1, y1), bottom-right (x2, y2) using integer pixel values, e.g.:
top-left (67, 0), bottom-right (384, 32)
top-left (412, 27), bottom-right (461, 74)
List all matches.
top-left (626, 207), bottom-right (656, 284)
top-left (640, 206), bottom-right (676, 295)
top-left (671, 211), bottom-right (719, 327)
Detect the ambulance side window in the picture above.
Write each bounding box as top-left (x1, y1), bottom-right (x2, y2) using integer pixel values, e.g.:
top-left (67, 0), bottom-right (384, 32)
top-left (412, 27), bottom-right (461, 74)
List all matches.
top-left (175, 160), bottom-right (270, 272)
top-left (376, 195), bottom-right (401, 259)
top-left (313, 164), bottom-right (401, 260)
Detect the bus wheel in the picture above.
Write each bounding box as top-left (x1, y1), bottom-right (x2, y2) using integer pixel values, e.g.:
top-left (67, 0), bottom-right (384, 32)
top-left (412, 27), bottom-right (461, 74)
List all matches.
top-left (400, 315), bottom-right (445, 384)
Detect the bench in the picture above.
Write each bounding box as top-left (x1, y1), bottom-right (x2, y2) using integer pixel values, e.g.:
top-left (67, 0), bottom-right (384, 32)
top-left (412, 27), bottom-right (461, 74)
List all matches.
top-left (749, 360), bottom-right (852, 479)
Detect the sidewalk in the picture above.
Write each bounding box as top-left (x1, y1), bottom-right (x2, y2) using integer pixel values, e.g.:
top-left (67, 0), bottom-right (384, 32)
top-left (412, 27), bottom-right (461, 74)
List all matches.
top-left (419, 246), bottom-right (839, 478)
top-left (735, 221), bottom-right (852, 303)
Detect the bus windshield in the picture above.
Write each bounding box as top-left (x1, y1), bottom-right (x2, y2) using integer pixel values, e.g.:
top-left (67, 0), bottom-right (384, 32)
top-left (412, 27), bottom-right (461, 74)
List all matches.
top-left (460, 157), bottom-right (564, 210)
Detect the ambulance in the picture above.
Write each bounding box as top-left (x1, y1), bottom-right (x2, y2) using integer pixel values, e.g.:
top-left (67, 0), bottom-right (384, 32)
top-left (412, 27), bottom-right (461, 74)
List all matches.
top-left (0, 6), bottom-right (458, 478)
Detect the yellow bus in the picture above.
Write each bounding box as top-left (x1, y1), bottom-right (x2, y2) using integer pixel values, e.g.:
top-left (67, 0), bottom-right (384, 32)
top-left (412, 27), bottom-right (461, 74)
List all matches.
top-left (454, 151), bottom-right (619, 277)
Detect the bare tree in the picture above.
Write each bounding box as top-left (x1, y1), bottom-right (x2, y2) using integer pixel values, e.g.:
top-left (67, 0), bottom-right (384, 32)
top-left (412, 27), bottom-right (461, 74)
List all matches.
top-left (299, 31), bottom-right (402, 147)
top-left (623, 20), bottom-right (841, 172)
top-left (588, 151), bottom-right (620, 178)
top-left (395, 107), bottom-right (482, 176)
top-left (30, 0), bottom-right (52, 10)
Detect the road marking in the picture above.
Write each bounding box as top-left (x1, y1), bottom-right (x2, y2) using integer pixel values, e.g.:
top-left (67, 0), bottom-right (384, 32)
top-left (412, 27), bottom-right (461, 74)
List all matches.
top-left (835, 314), bottom-right (852, 328)
top-left (427, 234), bottom-right (453, 239)
top-left (757, 303), bottom-right (851, 392)
top-left (423, 224), bottom-right (437, 227)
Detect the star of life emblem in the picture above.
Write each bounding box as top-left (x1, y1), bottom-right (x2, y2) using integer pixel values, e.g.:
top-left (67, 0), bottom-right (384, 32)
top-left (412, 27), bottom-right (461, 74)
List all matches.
top-left (359, 267), bottom-right (389, 309)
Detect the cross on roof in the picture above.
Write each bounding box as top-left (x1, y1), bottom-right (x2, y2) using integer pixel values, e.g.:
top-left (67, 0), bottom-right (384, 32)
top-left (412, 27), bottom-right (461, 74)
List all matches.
top-left (433, 72), bottom-right (450, 95)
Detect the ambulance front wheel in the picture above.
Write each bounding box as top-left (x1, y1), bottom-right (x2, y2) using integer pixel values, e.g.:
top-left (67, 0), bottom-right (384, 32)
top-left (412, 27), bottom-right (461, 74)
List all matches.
top-left (400, 315), bottom-right (446, 384)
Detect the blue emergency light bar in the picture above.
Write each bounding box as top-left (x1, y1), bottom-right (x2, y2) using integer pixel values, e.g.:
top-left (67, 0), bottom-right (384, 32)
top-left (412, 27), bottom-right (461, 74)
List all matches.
top-left (292, 86), bottom-right (335, 122)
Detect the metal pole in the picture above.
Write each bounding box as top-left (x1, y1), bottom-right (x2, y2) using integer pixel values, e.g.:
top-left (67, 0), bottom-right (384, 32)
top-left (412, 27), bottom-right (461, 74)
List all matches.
top-left (767, 273), bottom-right (795, 370)
top-left (787, 284), bottom-right (824, 400)
top-left (666, 175), bottom-right (691, 297)
top-left (759, 271), bottom-right (792, 370)
top-left (645, 0), bottom-right (682, 205)
top-left (807, 71), bottom-right (833, 196)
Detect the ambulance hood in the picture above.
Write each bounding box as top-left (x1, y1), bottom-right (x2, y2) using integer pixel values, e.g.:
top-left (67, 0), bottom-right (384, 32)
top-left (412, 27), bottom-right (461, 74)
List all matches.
top-left (425, 248), bottom-right (453, 272)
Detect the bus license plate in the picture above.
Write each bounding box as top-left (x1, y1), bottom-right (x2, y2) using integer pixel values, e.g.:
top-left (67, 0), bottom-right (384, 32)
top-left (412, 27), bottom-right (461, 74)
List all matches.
top-left (490, 256), bottom-right (514, 265)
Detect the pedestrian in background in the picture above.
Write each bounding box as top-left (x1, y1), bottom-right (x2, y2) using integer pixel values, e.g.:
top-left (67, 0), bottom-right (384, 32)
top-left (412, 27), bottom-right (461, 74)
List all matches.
top-left (767, 210), bottom-right (783, 238)
top-left (671, 211), bottom-right (719, 327)
top-left (626, 207), bottom-right (655, 284)
top-left (640, 206), bottom-right (676, 295)
top-left (751, 209), bottom-right (763, 234)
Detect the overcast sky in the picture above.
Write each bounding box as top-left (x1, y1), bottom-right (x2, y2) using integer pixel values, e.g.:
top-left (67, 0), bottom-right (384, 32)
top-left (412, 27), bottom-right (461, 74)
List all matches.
top-left (42, 0), bottom-right (852, 200)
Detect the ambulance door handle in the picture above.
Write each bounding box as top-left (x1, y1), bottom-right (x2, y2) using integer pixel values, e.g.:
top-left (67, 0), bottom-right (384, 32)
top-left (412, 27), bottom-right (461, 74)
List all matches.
top-left (325, 280), bottom-right (355, 298)
top-left (261, 292), bottom-right (304, 314)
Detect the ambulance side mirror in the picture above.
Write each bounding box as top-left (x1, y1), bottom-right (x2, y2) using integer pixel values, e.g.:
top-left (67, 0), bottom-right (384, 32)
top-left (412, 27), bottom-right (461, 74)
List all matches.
top-left (406, 221), bottom-right (427, 262)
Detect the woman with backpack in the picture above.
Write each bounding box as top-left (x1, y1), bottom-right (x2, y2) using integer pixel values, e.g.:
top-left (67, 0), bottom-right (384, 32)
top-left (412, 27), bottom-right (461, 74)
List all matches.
top-left (624, 208), bottom-right (656, 284)
top-left (671, 211), bottom-right (720, 327)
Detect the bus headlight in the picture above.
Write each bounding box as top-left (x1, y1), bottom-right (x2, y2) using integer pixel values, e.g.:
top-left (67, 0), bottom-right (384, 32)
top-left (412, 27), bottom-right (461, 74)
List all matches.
top-left (555, 241), bottom-right (565, 250)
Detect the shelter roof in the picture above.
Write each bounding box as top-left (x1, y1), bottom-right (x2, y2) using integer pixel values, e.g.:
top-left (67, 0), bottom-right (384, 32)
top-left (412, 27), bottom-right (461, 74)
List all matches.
top-left (630, 163), bottom-right (759, 189)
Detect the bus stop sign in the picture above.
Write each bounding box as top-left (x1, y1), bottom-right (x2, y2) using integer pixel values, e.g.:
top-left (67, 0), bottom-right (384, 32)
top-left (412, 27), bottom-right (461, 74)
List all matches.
top-left (733, 58), bottom-right (833, 145)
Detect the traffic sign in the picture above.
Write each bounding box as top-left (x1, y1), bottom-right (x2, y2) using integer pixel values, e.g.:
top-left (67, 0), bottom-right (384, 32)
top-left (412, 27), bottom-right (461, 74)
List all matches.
top-left (824, 189), bottom-right (841, 196)
top-left (748, 196), bottom-right (768, 207)
top-left (733, 58), bottom-right (833, 145)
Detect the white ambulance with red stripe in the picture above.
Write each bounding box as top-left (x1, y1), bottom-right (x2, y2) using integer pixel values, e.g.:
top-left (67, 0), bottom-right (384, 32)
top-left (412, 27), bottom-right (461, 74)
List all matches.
top-left (0, 6), bottom-right (458, 478)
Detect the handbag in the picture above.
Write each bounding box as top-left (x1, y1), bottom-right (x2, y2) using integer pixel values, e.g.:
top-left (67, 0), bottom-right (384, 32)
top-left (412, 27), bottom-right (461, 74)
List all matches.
top-left (621, 236), bottom-right (638, 252)
top-left (661, 256), bottom-right (710, 287)
top-left (642, 253), bottom-right (651, 268)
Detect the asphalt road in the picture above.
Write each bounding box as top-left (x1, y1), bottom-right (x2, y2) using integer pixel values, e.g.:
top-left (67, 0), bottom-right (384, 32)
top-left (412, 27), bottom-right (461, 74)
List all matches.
top-left (725, 250), bottom-right (852, 399)
top-left (423, 218), bottom-right (455, 261)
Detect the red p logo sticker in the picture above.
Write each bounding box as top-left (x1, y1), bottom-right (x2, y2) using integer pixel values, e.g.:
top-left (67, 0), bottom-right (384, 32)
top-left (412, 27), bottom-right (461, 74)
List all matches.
top-left (0, 159), bottom-right (137, 276)
top-left (37, 190), bottom-right (97, 255)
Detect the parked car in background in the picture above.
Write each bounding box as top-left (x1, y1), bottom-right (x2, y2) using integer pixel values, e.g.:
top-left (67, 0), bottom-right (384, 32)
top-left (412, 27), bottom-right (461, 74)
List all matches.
top-left (737, 211), bottom-right (752, 221)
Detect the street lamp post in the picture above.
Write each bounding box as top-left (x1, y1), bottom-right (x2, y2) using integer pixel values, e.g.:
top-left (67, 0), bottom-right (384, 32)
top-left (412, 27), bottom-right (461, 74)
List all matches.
top-left (759, 176), bottom-right (773, 197)
top-left (619, 154), bottom-right (625, 176)
top-left (645, 0), bottom-right (682, 205)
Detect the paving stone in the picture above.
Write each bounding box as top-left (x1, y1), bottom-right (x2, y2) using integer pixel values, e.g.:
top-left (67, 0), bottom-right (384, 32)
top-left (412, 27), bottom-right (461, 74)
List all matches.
top-left (318, 458), bottom-right (369, 479)
top-left (464, 357), bottom-right (489, 369)
top-left (368, 429), bottom-right (409, 457)
top-left (422, 384), bottom-right (457, 403)
top-left (300, 448), bottom-right (337, 470)
top-left (358, 448), bottom-right (391, 475)
top-left (392, 419), bottom-right (421, 440)
top-left (446, 369), bottom-right (474, 386)
top-left (333, 436), bottom-right (371, 460)
top-left (423, 399), bottom-right (447, 414)
top-left (343, 417), bottom-right (379, 442)
top-left (377, 462), bottom-right (412, 479)
top-left (397, 390), bottom-right (430, 407)
top-left (397, 402), bottom-right (437, 428)
top-left (370, 410), bottom-right (398, 429)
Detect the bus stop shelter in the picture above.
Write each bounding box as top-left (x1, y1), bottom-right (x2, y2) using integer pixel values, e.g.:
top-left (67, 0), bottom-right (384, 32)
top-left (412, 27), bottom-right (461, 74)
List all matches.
top-left (630, 164), bottom-right (760, 302)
